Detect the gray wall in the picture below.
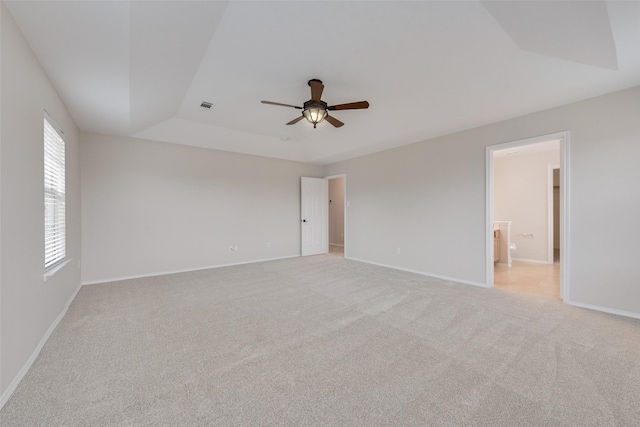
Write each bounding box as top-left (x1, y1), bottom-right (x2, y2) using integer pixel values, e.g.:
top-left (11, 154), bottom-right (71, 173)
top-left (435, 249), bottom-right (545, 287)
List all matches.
top-left (81, 133), bottom-right (323, 284)
top-left (325, 86), bottom-right (640, 316)
top-left (1, 3), bottom-right (82, 398)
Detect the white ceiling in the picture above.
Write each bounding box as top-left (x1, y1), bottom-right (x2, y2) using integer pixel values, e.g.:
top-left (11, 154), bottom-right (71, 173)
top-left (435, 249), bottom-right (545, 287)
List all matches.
top-left (6, 1), bottom-right (640, 165)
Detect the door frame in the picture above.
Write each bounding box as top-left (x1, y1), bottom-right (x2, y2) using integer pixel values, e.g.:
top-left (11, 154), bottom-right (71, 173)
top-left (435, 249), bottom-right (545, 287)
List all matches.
top-left (324, 174), bottom-right (347, 257)
top-left (485, 131), bottom-right (571, 301)
top-left (548, 164), bottom-right (560, 264)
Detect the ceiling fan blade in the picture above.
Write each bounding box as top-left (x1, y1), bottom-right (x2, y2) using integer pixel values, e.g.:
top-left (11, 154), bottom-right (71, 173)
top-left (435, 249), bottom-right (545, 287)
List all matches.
top-left (262, 100), bottom-right (302, 109)
top-left (309, 79), bottom-right (324, 101)
top-left (286, 115), bottom-right (305, 125)
top-left (328, 101), bottom-right (369, 111)
top-left (325, 115), bottom-right (344, 128)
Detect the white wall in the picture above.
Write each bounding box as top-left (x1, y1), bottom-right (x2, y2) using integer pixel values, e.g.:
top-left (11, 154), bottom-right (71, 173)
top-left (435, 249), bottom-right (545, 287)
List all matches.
top-left (328, 177), bottom-right (344, 246)
top-left (494, 149), bottom-right (560, 263)
top-left (324, 86), bottom-right (640, 317)
top-left (1, 2), bottom-right (81, 399)
top-left (81, 133), bottom-right (323, 284)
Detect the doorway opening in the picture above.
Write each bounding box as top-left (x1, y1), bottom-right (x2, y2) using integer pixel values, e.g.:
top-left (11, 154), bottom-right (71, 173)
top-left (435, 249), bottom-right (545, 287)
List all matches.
top-left (300, 175), bottom-right (346, 258)
top-left (486, 132), bottom-right (570, 301)
top-left (327, 175), bottom-right (345, 257)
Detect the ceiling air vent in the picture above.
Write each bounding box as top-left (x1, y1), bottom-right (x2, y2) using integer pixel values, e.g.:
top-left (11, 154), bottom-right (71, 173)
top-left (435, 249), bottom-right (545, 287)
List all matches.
top-left (200, 101), bottom-right (214, 109)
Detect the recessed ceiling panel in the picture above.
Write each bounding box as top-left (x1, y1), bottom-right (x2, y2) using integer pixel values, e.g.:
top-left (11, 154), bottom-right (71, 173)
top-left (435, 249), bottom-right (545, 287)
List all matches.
top-left (6, 1), bottom-right (640, 164)
top-left (129, 1), bottom-right (228, 134)
top-left (482, 0), bottom-right (618, 69)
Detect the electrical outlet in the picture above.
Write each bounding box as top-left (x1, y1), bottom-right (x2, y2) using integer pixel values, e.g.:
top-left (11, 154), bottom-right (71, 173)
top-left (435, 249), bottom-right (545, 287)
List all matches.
top-left (395, 247), bottom-right (401, 255)
top-left (234, 245), bottom-right (239, 251)
top-left (267, 241), bottom-right (271, 248)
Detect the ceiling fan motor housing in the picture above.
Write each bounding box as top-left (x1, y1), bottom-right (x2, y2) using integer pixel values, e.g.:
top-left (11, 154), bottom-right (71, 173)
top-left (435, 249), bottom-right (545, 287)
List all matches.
top-left (303, 100), bottom-right (328, 110)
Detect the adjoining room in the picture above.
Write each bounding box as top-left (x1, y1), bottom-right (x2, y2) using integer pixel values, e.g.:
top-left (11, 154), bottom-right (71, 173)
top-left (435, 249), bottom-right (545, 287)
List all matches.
top-left (328, 175), bottom-right (346, 256)
top-left (491, 138), bottom-right (562, 300)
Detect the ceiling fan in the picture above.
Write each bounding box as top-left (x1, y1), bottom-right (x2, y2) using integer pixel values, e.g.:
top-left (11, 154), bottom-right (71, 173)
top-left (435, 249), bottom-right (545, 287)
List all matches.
top-left (261, 79), bottom-right (369, 128)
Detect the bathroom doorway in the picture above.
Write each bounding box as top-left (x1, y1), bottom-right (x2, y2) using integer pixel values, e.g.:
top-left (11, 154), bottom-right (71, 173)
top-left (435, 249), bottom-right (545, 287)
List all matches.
top-left (486, 132), bottom-right (569, 301)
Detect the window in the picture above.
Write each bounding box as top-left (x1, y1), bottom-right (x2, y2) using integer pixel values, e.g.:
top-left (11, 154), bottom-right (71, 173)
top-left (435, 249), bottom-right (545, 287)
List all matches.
top-left (44, 115), bottom-right (65, 270)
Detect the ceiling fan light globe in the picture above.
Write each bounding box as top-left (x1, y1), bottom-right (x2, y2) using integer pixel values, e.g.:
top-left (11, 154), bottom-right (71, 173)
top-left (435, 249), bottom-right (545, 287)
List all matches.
top-left (303, 107), bottom-right (328, 128)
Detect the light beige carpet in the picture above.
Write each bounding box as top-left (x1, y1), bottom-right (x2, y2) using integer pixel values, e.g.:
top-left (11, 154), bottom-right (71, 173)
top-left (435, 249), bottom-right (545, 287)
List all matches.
top-left (2, 253), bottom-right (639, 426)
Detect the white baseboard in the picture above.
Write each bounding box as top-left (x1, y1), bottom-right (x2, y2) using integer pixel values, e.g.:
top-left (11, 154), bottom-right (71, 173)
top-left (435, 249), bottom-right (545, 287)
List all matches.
top-left (346, 256), bottom-right (488, 288)
top-left (82, 255), bottom-right (300, 286)
top-left (0, 283), bottom-right (82, 410)
top-left (568, 301), bottom-right (640, 320)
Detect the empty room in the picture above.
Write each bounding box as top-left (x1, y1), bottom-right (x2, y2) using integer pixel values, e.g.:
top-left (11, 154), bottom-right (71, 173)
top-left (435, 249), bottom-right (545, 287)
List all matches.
top-left (1, 1), bottom-right (639, 425)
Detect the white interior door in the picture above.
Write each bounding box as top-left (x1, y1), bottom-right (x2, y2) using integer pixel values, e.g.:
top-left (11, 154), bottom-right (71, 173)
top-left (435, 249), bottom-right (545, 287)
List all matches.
top-left (301, 177), bottom-right (328, 256)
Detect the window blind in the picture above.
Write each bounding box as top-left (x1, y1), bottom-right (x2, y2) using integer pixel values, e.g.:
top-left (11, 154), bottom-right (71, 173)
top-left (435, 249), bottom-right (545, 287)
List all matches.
top-left (44, 116), bottom-right (66, 270)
